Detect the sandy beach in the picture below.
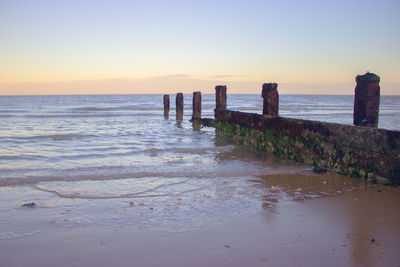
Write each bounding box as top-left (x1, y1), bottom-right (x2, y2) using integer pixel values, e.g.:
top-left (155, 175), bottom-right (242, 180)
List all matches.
top-left (1, 172), bottom-right (399, 267)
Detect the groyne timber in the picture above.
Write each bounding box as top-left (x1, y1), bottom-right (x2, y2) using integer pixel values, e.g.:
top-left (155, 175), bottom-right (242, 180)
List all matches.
top-left (164, 73), bottom-right (400, 185)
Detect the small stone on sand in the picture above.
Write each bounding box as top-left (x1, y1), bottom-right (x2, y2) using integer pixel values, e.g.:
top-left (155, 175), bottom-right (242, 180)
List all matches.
top-left (313, 166), bottom-right (327, 174)
top-left (21, 202), bottom-right (36, 208)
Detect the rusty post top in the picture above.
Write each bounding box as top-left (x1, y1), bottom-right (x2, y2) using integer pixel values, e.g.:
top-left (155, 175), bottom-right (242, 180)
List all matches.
top-left (262, 83), bottom-right (278, 97)
top-left (176, 93), bottom-right (183, 107)
top-left (215, 86), bottom-right (227, 100)
top-left (356, 72), bottom-right (380, 83)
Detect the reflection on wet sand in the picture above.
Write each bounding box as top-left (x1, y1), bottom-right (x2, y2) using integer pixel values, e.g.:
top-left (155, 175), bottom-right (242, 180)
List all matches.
top-left (1, 171), bottom-right (399, 266)
top-left (255, 173), bottom-right (400, 266)
top-left (257, 173), bottom-right (365, 209)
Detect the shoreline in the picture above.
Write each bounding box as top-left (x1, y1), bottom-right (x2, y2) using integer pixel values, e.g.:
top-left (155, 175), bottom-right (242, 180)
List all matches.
top-left (1, 173), bottom-right (399, 267)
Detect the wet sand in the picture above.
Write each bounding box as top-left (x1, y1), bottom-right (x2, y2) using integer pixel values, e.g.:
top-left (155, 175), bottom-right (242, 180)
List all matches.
top-left (1, 172), bottom-right (400, 267)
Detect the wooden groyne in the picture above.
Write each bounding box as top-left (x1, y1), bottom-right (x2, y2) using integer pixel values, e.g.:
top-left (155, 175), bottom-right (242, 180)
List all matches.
top-left (165, 73), bottom-right (400, 185)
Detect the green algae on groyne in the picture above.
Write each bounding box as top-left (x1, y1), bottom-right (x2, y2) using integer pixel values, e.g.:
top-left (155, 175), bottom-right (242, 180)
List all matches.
top-left (212, 109), bottom-right (400, 185)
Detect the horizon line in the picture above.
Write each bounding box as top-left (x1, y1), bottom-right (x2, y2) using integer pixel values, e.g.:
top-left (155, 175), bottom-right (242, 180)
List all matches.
top-left (1, 93), bottom-right (399, 97)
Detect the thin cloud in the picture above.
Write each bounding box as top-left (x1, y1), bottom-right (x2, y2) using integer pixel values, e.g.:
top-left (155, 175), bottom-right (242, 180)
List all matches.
top-left (151, 74), bottom-right (195, 80)
top-left (207, 74), bottom-right (246, 79)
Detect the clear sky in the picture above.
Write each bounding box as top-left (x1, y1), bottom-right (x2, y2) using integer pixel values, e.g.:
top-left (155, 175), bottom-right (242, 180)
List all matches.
top-left (0, 0), bottom-right (399, 95)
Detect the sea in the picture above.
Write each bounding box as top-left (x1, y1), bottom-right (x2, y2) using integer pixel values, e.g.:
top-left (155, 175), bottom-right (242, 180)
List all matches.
top-left (0, 94), bottom-right (399, 237)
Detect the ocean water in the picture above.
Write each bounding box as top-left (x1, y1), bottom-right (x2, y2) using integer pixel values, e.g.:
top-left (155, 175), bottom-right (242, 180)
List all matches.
top-left (0, 94), bottom-right (399, 235)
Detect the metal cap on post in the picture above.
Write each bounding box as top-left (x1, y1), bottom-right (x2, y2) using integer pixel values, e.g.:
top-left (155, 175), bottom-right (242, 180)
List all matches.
top-left (262, 83), bottom-right (279, 116)
top-left (192, 91), bottom-right (201, 120)
top-left (353, 72), bottom-right (380, 127)
top-left (176, 93), bottom-right (183, 121)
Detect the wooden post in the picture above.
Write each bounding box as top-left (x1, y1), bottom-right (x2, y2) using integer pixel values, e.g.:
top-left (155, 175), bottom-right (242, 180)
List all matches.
top-left (163, 94), bottom-right (170, 118)
top-left (353, 72), bottom-right (380, 127)
top-left (176, 93), bottom-right (183, 121)
top-left (215, 85), bottom-right (227, 110)
top-left (192, 91), bottom-right (201, 120)
top-left (262, 83), bottom-right (279, 116)
top-left (215, 85), bottom-right (227, 120)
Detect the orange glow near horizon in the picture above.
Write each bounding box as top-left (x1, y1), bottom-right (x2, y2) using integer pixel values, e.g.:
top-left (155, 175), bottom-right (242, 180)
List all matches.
top-left (1, 76), bottom-right (399, 96)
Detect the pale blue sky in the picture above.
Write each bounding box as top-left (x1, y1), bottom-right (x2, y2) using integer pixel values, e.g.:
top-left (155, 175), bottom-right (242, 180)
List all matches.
top-left (0, 0), bottom-right (399, 94)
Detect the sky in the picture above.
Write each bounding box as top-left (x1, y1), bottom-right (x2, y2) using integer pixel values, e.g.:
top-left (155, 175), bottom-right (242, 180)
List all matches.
top-left (0, 0), bottom-right (399, 95)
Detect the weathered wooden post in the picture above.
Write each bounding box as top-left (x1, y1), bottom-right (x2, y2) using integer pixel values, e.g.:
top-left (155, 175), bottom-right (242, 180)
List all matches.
top-left (192, 91), bottom-right (201, 120)
top-left (353, 72), bottom-right (380, 127)
top-left (215, 85), bottom-right (227, 120)
top-left (163, 94), bottom-right (170, 118)
top-left (176, 93), bottom-right (183, 121)
top-left (215, 85), bottom-right (227, 110)
top-left (262, 83), bottom-right (279, 116)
